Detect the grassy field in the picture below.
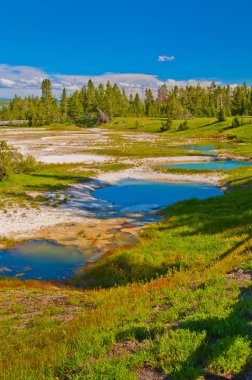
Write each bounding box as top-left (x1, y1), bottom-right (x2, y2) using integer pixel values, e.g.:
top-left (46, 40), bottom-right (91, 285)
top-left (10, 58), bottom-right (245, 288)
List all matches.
top-left (0, 117), bottom-right (252, 379)
top-left (103, 117), bottom-right (252, 157)
top-left (108, 116), bottom-right (252, 138)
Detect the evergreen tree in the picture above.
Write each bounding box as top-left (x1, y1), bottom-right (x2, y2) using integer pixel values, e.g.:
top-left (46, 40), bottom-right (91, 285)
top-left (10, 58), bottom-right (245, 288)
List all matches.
top-left (121, 89), bottom-right (129, 116)
top-left (68, 91), bottom-right (82, 122)
top-left (232, 116), bottom-right (240, 128)
top-left (160, 113), bottom-right (173, 132)
top-left (217, 108), bottom-right (226, 122)
top-left (41, 79), bottom-right (53, 104)
top-left (133, 93), bottom-right (143, 116)
top-left (40, 79), bottom-right (58, 124)
top-left (144, 88), bottom-right (155, 116)
top-left (104, 81), bottom-right (114, 117)
top-left (60, 88), bottom-right (68, 121)
top-left (86, 80), bottom-right (96, 116)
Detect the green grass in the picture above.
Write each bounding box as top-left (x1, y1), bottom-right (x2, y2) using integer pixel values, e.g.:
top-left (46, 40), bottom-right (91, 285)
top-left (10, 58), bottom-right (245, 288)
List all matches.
top-left (100, 117), bottom-right (252, 159)
top-left (87, 133), bottom-right (206, 158)
top-left (0, 163), bottom-right (94, 208)
top-left (106, 116), bottom-right (221, 136)
top-left (154, 167), bottom-right (214, 175)
top-left (89, 144), bottom-right (201, 158)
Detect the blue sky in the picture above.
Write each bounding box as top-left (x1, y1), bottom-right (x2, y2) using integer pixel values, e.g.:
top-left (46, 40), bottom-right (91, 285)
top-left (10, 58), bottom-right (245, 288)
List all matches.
top-left (0, 0), bottom-right (252, 96)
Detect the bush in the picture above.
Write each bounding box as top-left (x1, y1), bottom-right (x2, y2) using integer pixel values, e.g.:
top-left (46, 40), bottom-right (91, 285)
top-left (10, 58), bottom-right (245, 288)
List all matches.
top-left (177, 120), bottom-right (189, 131)
top-left (217, 108), bottom-right (226, 122)
top-left (209, 336), bottom-right (251, 375)
top-left (0, 141), bottom-right (37, 181)
top-left (232, 116), bottom-right (240, 128)
top-left (160, 117), bottom-right (173, 132)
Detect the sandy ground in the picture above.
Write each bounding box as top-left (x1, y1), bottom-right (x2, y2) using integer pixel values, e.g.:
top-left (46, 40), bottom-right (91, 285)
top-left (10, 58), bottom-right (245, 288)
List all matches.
top-left (97, 166), bottom-right (225, 186)
top-left (0, 127), bottom-right (112, 161)
top-left (37, 153), bottom-right (111, 164)
top-left (0, 204), bottom-right (91, 239)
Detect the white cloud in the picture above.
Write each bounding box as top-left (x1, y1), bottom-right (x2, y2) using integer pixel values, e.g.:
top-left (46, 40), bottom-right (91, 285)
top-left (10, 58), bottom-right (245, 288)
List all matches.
top-left (158, 55), bottom-right (175, 62)
top-left (165, 79), bottom-right (221, 88)
top-left (0, 63), bottom-right (224, 98)
top-left (0, 78), bottom-right (16, 87)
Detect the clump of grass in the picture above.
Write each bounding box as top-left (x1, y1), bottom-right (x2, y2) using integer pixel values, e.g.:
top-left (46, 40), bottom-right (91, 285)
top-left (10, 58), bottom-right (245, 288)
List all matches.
top-left (77, 230), bottom-right (86, 238)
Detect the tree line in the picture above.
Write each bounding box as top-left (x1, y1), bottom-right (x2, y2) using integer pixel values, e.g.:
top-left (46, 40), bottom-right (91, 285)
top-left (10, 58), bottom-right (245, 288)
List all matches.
top-left (1, 79), bottom-right (252, 125)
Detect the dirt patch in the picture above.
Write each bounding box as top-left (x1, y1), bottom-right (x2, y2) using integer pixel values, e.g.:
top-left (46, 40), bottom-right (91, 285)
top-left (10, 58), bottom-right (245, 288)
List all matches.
top-left (226, 269), bottom-right (252, 288)
top-left (138, 367), bottom-right (170, 380)
top-left (109, 339), bottom-right (151, 358)
top-left (0, 289), bottom-right (90, 329)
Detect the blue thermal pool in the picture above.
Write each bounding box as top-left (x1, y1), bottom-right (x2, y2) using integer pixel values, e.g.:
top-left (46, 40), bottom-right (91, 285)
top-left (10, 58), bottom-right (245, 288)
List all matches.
top-left (159, 160), bottom-right (251, 171)
top-left (0, 240), bottom-right (101, 280)
top-left (92, 179), bottom-right (223, 214)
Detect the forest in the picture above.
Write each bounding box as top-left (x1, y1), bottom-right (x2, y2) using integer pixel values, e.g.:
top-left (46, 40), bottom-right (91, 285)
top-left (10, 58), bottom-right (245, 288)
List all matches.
top-left (1, 79), bottom-right (252, 126)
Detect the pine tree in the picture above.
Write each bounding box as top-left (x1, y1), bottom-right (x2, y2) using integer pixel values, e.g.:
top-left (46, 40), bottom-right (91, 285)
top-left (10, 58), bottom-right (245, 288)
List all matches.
top-left (68, 91), bottom-right (82, 122)
top-left (41, 79), bottom-right (53, 104)
top-left (96, 84), bottom-right (106, 112)
top-left (112, 83), bottom-right (123, 116)
top-left (217, 108), bottom-right (226, 122)
top-left (160, 113), bottom-right (173, 132)
top-left (40, 79), bottom-right (58, 124)
top-left (60, 88), bottom-right (68, 121)
top-left (86, 80), bottom-right (96, 116)
top-left (121, 89), bottom-right (129, 116)
top-left (105, 81), bottom-right (114, 117)
top-left (144, 88), bottom-right (155, 116)
top-left (134, 93), bottom-right (143, 116)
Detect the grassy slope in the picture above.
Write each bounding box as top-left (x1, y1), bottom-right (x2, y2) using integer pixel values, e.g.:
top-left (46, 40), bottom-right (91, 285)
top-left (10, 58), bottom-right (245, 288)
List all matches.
top-left (0, 172), bottom-right (251, 379)
top-left (0, 118), bottom-right (252, 379)
top-left (105, 116), bottom-right (252, 157)
top-left (0, 180), bottom-right (251, 379)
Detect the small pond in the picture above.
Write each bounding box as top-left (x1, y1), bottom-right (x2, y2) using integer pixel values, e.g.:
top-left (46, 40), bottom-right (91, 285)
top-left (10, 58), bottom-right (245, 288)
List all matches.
top-left (0, 240), bottom-right (101, 280)
top-left (180, 143), bottom-right (233, 154)
top-left (93, 179), bottom-right (223, 215)
top-left (160, 160), bottom-right (251, 171)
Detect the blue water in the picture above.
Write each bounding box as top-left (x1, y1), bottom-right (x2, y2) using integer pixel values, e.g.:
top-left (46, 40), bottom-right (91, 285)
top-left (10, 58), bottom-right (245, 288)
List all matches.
top-left (181, 144), bottom-right (217, 153)
top-left (160, 160), bottom-right (251, 171)
top-left (0, 240), bottom-right (100, 280)
top-left (93, 179), bottom-right (223, 214)
top-left (180, 144), bottom-right (232, 154)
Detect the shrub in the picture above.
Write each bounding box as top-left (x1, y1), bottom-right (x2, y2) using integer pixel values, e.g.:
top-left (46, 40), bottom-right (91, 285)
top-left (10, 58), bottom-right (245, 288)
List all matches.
top-left (209, 336), bottom-right (251, 375)
top-left (0, 141), bottom-right (37, 181)
top-left (217, 108), bottom-right (226, 122)
top-left (160, 117), bottom-right (173, 132)
top-left (177, 120), bottom-right (189, 131)
top-left (232, 116), bottom-right (240, 128)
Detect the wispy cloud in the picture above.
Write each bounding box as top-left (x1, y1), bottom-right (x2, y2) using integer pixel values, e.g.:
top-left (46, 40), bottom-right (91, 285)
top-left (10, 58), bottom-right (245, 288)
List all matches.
top-left (0, 63), bottom-right (222, 98)
top-left (158, 55), bottom-right (175, 62)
